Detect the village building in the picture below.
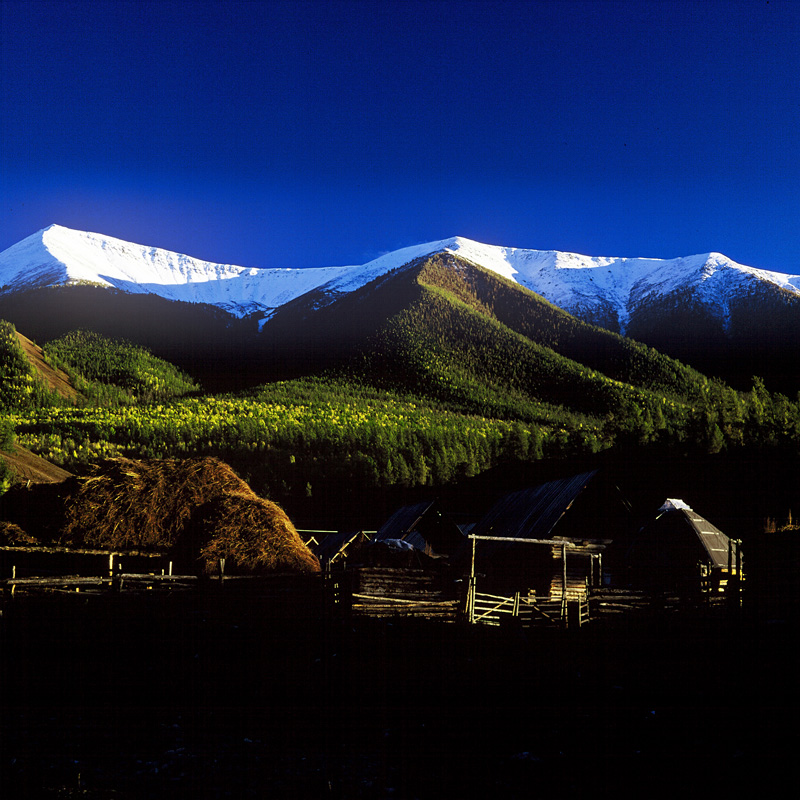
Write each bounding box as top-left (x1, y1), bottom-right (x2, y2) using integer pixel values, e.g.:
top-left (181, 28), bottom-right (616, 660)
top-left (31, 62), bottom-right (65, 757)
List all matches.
top-left (462, 470), bottom-right (629, 626)
top-left (626, 498), bottom-right (743, 596)
top-left (466, 470), bottom-right (620, 594)
top-left (311, 530), bottom-right (371, 571)
top-left (371, 499), bottom-right (465, 560)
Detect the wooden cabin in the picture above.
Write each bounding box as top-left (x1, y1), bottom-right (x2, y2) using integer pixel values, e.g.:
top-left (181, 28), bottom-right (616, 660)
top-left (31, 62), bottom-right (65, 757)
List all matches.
top-left (465, 471), bottom-right (616, 620)
top-left (335, 501), bottom-right (466, 618)
top-left (626, 499), bottom-right (742, 596)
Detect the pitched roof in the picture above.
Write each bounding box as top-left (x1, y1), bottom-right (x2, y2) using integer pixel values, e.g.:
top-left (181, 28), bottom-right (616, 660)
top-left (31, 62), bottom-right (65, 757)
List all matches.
top-left (470, 470), bottom-right (598, 541)
top-left (313, 530), bottom-right (370, 566)
top-left (373, 500), bottom-right (464, 556)
top-left (663, 502), bottom-right (731, 568)
top-left (374, 501), bottom-right (437, 543)
top-left (628, 499), bottom-right (733, 573)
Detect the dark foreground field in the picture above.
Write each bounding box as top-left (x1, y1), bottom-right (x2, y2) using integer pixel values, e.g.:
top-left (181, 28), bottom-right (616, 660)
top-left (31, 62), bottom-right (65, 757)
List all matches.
top-left (1, 589), bottom-right (797, 799)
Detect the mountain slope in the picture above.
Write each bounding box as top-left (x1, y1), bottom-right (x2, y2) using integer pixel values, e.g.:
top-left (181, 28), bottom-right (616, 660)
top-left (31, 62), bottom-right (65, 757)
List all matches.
top-left (411, 254), bottom-right (709, 400)
top-left (625, 279), bottom-right (800, 392)
top-left (434, 241), bottom-right (800, 334)
top-left (0, 443), bottom-right (73, 485)
top-left (43, 330), bottom-right (199, 404)
top-left (0, 320), bottom-right (82, 410)
top-left (0, 225), bottom-right (352, 318)
top-left (259, 253), bottom-right (722, 442)
top-left (0, 286), bottom-right (261, 391)
top-left (13, 328), bottom-right (81, 403)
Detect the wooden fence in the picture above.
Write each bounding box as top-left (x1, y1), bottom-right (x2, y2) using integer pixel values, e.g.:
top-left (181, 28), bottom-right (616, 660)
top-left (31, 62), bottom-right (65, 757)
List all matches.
top-left (1, 547), bottom-right (596, 626)
top-left (467, 587), bottom-right (589, 629)
top-left (349, 567), bottom-right (460, 620)
top-left (4, 570), bottom-right (198, 591)
top-left (464, 534), bottom-right (596, 628)
top-left (1, 544), bottom-right (168, 580)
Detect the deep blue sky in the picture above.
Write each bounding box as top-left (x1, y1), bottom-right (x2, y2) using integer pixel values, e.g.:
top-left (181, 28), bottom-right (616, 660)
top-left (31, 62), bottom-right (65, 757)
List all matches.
top-left (1, 0), bottom-right (798, 271)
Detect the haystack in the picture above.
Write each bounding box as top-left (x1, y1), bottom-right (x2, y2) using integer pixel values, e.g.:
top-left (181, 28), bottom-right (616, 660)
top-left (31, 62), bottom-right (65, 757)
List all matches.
top-left (2, 456), bottom-right (319, 576)
top-left (195, 492), bottom-right (321, 575)
top-left (0, 478), bottom-right (76, 542)
top-left (59, 456), bottom-right (251, 550)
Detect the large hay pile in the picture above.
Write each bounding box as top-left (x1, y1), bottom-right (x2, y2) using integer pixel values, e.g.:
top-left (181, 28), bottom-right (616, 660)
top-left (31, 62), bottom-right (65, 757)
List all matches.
top-left (0, 479), bottom-right (75, 543)
top-left (60, 457), bottom-right (248, 550)
top-left (53, 456), bottom-right (319, 575)
top-left (196, 492), bottom-right (320, 575)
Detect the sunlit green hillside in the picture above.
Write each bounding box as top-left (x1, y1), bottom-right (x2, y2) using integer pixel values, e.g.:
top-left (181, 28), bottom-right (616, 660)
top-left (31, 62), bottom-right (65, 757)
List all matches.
top-left (44, 329), bottom-right (199, 405)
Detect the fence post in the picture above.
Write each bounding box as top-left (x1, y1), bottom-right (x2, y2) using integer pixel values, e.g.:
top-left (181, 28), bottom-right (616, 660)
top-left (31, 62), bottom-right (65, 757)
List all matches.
top-left (467, 536), bottom-right (477, 624)
top-left (736, 540), bottom-right (743, 607)
top-left (561, 543), bottom-right (568, 628)
top-left (728, 538), bottom-right (733, 578)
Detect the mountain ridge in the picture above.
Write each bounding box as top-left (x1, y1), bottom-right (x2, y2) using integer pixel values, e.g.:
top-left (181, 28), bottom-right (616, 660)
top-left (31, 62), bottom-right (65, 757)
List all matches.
top-left (5, 224), bottom-right (800, 392)
top-left (258, 252), bottom-right (717, 431)
top-left (3, 225), bottom-right (799, 331)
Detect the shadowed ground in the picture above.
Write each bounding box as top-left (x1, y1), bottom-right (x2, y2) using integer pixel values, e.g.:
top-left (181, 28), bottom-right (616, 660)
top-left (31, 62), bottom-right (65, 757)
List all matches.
top-left (1, 588), bottom-right (795, 798)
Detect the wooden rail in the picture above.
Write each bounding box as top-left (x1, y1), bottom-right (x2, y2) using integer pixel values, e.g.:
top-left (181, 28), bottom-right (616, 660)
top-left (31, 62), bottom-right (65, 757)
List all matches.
top-left (2, 573), bottom-right (199, 596)
top-left (0, 545), bottom-right (166, 557)
top-left (470, 591), bottom-right (518, 625)
top-left (467, 588), bottom-right (588, 628)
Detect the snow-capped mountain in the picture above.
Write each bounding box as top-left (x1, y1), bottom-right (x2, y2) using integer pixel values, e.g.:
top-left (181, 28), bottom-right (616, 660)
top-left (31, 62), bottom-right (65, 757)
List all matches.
top-left (2, 224), bottom-right (799, 333)
top-left (0, 225), bottom-right (356, 317)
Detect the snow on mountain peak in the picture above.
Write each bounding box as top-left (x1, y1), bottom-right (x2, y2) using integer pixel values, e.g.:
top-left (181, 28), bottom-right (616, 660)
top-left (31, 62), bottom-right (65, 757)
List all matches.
top-left (2, 225), bottom-right (799, 330)
top-left (0, 225), bottom-right (355, 316)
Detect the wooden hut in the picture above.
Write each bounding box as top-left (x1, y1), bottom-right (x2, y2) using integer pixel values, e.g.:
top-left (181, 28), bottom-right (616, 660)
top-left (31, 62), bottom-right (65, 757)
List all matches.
top-left (626, 499), bottom-right (742, 596)
top-left (464, 471), bottom-right (619, 625)
top-left (340, 501), bottom-right (465, 618)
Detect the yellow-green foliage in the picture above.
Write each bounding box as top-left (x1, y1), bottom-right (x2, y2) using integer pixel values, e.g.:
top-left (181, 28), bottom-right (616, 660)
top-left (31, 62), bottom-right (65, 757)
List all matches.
top-left (44, 329), bottom-right (198, 405)
top-left (0, 416), bottom-right (14, 452)
top-left (11, 365), bottom-right (798, 498)
top-left (0, 320), bottom-right (59, 412)
top-left (9, 383), bottom-right (565, 483)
